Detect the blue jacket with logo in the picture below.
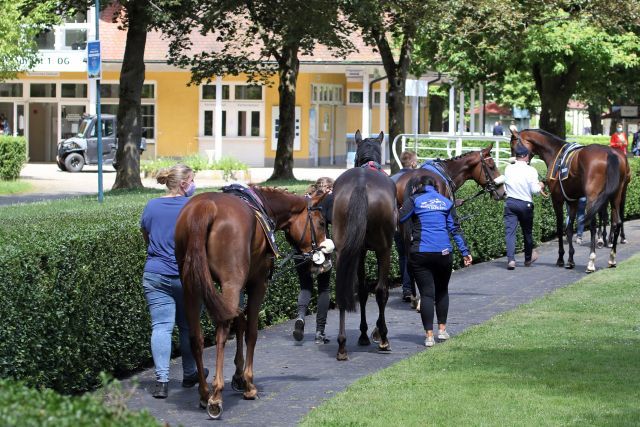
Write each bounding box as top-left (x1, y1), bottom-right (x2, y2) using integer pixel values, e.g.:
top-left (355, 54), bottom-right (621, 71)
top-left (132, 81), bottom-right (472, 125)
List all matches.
top-left (399, 186), bottom-right (470, 256)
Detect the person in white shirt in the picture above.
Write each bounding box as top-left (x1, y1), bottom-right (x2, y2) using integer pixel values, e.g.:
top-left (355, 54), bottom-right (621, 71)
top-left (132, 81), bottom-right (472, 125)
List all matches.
top-left (503, 145), bottom-right (545, 270)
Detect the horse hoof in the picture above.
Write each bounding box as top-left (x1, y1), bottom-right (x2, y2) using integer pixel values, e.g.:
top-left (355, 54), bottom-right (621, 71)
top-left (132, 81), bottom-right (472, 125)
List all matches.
top-left (621, 239), bottom-right (627, 244)
top-left (371, 327), bottom-right (381, 344)
top-left (358, 335), bottom-right (371, 346)
top-left (243, 389), bottom-right (258, 400)
top-left (565, 263), bottom-right (575, 270)
top-left (608, 262), bottom-right (617, 268)
top-left (231, 375), bottom-right (246, 393)
top-left (585, 267), bottom-right (595, 274)
top-left (596, 240), bottom-right (604, 249)
top-left (199, 399), bottom-right (207, 410)
top-left (207, 400), bottom-right (223, 419)
top-left (556, 261), bottom-right (565, 267)
top-left (336, 352), bottom-right (349, 361)
top-left (378, 342), bottom-right (391, 352)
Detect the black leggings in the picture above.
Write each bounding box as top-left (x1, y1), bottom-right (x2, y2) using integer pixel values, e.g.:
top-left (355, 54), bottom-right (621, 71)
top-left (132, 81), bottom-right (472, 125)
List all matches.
top-left (409, 252), bottom-right (453, 331)
top-left (296, 263), bottom-right (331, 333)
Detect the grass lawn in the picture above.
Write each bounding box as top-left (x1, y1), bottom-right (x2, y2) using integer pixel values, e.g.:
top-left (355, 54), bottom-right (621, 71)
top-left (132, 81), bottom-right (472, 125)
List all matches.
top-left (302, 254), bottom-right (640, 427)
top-left (0, 179), bottom-right (33, 195)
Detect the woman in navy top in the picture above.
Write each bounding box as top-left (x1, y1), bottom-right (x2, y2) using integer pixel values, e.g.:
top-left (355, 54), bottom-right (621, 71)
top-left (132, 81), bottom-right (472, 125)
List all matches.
top-left (399, 175), bottom-right (472, 347)
top-left (140, 163), bottom-right (207, 398)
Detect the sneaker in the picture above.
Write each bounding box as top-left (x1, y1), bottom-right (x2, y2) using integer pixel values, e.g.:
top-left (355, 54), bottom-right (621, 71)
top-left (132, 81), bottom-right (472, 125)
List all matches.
top-left (437, 330), bottom-right (450, 341)
top-left (402, 293), bottom-right (412, 302)
top-left (424, 336), bottom-right (435, 347)
top-left (152, 381), bottom-right (168, 399)
top-left (314, 331), bottom-right (330, 344)
top-left (293, 318), bottom-right (305, 342)
top-left (524, 251), bottom-right (539, 267)
top-left (182, 368), bottom-right (209, 388)
top-left (507, 260), bottom-right (516, 270)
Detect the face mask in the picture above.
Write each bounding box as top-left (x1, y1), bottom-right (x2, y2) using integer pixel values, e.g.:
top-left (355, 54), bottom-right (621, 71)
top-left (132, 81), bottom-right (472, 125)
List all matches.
top-left (617, 128), bottom-right (623, 133)
top-left (184, 182), bottom-right (196, 197)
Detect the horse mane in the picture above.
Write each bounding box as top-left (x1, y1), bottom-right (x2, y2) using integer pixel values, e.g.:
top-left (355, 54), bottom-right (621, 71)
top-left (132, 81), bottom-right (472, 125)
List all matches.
top-left (251, 185), bottom-right (295, 196)
top-left (435, 150), bottom-right (475, 164)
top-left (523, 128), bottom-right (569, 145)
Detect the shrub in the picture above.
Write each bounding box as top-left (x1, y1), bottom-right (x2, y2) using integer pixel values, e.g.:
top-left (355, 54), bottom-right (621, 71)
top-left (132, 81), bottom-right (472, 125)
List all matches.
top-left (0, 136), bottom-right (27, 180)
top-left (141, 155), bottom-right (248, 178)
top-left (0, 378), bottom-right (159, 426)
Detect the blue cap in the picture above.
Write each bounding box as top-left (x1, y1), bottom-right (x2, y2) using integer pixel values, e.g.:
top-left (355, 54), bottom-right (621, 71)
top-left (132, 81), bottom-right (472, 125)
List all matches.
top-left (515, 144), bottom-right (530, 157)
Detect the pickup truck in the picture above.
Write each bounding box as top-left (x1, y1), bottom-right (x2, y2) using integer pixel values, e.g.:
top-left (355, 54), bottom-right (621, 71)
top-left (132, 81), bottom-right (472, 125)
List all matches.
top-left (56, 114), bottom-right (146, 172)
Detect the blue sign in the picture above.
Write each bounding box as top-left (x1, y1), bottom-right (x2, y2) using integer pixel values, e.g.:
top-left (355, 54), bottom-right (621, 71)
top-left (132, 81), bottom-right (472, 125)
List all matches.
top-left (87, 40), bottom-right (101, 80)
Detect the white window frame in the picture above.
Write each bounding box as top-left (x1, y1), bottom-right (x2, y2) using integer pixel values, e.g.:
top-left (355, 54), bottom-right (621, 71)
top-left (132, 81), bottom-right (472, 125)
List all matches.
top-left (99, 80), bottom-right (157, 142)
top-left (198, 83), bottom-right (265, 139)
top-left (347, 89), bottom-right (383, 106)
top-left (311, 84), bottom-right (343, 105)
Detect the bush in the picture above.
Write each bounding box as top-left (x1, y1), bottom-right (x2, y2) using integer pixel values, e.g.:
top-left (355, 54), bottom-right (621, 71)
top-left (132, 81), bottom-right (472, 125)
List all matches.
top-left (0, 136), bottom-right (27, 180)
top-left (141, 155), bottom-right (248, 178)
top-left (0, 378), bottom-right (159, 426)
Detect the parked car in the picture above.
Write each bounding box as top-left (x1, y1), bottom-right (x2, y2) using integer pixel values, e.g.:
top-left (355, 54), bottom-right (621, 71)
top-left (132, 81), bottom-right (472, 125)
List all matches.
top-left (56, 114), bottom-right (146, 172)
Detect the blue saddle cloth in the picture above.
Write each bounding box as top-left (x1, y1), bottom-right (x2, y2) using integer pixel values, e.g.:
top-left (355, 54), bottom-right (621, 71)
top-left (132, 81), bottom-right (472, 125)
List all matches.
top-left (551, 143), bottom-right (583, 181)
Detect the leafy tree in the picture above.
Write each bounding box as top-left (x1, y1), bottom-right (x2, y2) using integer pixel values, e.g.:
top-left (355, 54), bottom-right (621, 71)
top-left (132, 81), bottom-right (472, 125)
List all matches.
top-left (0, 0), bottom-right (58, 81)
top-left (164, 0), bottom-right (353, 180)
top-left (344, 0), bottom-right (438, 173)
top-left (416, 0), bottom-right (640, 139)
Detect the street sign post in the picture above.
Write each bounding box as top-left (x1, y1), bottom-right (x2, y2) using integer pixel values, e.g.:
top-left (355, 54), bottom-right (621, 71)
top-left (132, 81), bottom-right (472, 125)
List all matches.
top-left (87, 38), bottom-right (103, 202)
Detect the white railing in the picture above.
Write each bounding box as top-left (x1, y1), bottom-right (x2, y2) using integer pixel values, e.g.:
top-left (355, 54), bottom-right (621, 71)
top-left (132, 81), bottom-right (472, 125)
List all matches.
top-left (392, 133), bottom-right (514, 166)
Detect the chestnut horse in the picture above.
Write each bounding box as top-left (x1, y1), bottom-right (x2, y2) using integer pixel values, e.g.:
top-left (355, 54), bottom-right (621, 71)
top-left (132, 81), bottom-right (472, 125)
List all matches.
top-left (332, 130), bottom-right (397, 360)
top-left (174, 187), bottom-right (333, 419)
top-left (509, 128), bottom-right (629, 272)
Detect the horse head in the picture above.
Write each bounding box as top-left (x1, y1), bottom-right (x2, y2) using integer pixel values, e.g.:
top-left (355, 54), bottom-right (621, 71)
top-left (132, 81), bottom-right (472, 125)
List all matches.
top-left (354, 129), bottom-right (384, 166)
top-left (285, 189), bottom-right (334, 275)
top-left (474, 143), bottom-right (506, 200)
top-left (509, 126), bottom-right (535, 161)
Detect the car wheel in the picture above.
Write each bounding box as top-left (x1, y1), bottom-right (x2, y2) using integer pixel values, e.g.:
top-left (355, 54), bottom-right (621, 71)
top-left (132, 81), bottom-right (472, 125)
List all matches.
top-left (64, 152), bottom-right (85, 172)
top-left (57, 159), bottom-right (67, 171)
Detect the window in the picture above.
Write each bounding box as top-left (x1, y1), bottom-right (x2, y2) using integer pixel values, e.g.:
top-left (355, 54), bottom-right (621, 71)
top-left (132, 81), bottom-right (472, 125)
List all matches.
top-left (100, 84), bottom-right (119, 99)
top-left (235, 85), bottom-right (262, 100)
top-left (103, 120), bottom-right (115, 137)
top-left (61, 83), bottom-right (87, 98)
top-left (237, 111), bottom-right (260, 137)
top-left (0, 83), bottom-right (23, 97)
top-left (35, 29), bottom-right (55, 50)
top-left (30, 83), bottom-right (56, 98)
top-left (204, 111), bottom-right (213, 136)
top-left (141, 84), bottom-right (155, 99)
top-left (238, 111), bottom-right (247, 136)
top-left (65, 29), bottom-right (87, 50)
top-left (251, 111), bottom-right (260, 137)
top-left (100, 105), bottom-right (118, 115)
top-left (141, 105), bottom-right (155, 139)
top-left (202, 85), bottom-right (230, 100)
top-left (311, 84), bottom-right (343, 105)
top-left (64, 11), bottom-right (87, 24)
top-left (348, 91), bottom-right (363, 104)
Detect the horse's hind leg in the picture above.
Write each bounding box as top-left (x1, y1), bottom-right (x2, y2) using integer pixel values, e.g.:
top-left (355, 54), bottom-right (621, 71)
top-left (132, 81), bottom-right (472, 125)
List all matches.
top-left (337, 309), bottom-right (348, 361)
top-left (184, 293), bottom-right (209, 410)
top-left (231, 312), bottom-right (247, 392)
top-left (242, 280), bottom-right (267, 400)
top-left (566, 203), bottom-right (577, 269)
top-left (374, 247), bottom-right (391, 352)
top-left (357, 255), bottom-right (371, 346)
top-left (553, 200), bottom-right (565, 267)
top-left (587, 215), bottom-right (598, 273)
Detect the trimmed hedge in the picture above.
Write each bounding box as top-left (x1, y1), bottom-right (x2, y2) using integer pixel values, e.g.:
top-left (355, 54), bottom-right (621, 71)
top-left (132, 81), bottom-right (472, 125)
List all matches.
top-left (0, 159), bottom-right (637, 394)
top-left (0, 379), bottom-right (159, 426)
top-left (0, 136), bottom-right (27, 180)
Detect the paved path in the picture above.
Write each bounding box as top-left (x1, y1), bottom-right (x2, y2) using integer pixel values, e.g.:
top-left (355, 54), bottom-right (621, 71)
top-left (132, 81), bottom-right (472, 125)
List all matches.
top-left (124, 221), bottom-right (640, 426)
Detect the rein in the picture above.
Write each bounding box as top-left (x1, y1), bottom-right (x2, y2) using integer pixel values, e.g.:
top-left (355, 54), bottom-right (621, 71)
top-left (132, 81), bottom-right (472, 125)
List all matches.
top-left (456, 155), bottom-right (503, 209)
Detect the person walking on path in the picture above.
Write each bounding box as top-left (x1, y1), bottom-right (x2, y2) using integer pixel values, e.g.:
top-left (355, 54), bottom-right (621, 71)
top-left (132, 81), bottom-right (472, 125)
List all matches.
top-left (493, 121), bottom-right (504, 136)
top-left (503, 145), bottom-right (544, 270)
top-left (140, 164), bottom-right (208, 399)
top-left (632, 127), bottom-right (640, 157)
top-left (399, 175), bottom-right (472, 347)
top-left (293, 177), bottom-right (335, 344)
top-left (610, 124), bottom-right (628, 155)
top-left (390, 151), bottom-right (418, 302)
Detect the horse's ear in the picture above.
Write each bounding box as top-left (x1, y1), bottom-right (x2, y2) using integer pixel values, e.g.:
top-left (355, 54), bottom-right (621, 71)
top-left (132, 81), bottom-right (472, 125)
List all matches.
top-left (509, 125), bottom-right (519, 136)
top-left (355, 130), bottom-right (362, 145)
top-left (482, 142), bottom-right (494, 156)
top-left (309, 190), bottom-right (328, 205)
top-left (378, 131), bottom-right (384, 142)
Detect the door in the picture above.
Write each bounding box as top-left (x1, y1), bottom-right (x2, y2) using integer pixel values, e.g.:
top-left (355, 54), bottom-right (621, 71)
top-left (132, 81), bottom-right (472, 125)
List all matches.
top-left (28, 103), bottom-right (58, 162)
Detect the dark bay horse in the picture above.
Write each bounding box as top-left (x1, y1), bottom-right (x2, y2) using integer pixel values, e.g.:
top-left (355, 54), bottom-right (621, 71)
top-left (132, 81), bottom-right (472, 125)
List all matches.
top-left (332, 130), bottom-right (397, 361)
top-left (509, 128), bottom-right (629, 272)
top-left (394, 144), bottom-right (507, 206)
top-left (174, 187), bottom-right (333, 419)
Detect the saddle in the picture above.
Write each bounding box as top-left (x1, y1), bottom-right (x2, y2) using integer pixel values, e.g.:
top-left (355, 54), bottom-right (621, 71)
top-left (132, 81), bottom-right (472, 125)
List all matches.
top-left (549, 143), bottom-right (583, 181)
top-left (222, 183), bottom-right (281, 257)
top-left (360, 161), bottom-right (388, 175)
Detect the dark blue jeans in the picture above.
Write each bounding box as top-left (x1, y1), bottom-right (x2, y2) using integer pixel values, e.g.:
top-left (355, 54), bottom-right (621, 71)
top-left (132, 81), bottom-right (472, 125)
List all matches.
top-left (504, 198), bottom-right (535, 263)
top-left (393, 230), bottom-right (413, 296)
top-left (565, 197), bottom-right (586, 237)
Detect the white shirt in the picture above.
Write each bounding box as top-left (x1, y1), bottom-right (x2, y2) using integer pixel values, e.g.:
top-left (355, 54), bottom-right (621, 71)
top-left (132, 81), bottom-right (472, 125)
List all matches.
top-left (504, 160), bottom-right (540, 203)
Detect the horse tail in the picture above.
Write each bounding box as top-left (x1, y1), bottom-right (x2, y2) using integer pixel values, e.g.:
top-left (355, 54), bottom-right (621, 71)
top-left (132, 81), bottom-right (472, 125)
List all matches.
top-left (401, 175), bottom-right (421, 245)
top-left (179, 201), bottom-right (238, 323)
top-left (585, 151), bottom-right (620, 225)
top-left (336, 186), bottom-right (368, 312)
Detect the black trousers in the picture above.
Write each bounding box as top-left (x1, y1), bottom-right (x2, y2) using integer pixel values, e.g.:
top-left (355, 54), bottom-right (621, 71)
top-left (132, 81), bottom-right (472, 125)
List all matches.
top-left (409, 252), bottom-right (453, 331)
top-left (296, 263), bottom-right (331, 333)
top-left (504, 197), bottom-right (534, 263)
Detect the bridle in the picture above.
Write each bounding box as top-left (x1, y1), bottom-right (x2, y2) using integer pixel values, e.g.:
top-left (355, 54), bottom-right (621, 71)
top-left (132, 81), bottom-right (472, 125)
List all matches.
top-left (456, 154), bottom-right (505, 209)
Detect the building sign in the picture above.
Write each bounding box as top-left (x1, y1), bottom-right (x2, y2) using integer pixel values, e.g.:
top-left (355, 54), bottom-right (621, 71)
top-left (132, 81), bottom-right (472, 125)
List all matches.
top-left (405, 79), bottom-right (428, 97)
top-left (346, 69), bottom-right (364, 79)
top-left (620, 106), bottom-right (638, 118)
top-left (87, 41), bottom-right (101, 80)
top-left (29, 51), bottom-right (87, 72)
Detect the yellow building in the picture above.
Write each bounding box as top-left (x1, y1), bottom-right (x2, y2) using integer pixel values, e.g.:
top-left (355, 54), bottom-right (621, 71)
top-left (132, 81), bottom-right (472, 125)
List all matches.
top-left (0, 6), bottom-right (434, 167)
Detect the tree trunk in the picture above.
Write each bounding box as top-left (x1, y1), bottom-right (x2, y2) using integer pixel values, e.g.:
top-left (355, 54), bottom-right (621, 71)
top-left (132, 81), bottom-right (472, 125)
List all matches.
top-left (587, 104), bottom-right (603, 135)
top-left (112, 0), bottom-right (147, 189)
top-left (532, 63), bottom-right (578, 139)
top-left (375, 29), bottom-right (413, 174)
top-left (429, 95), bottom-right (445, 132)
top-left (269, 45), bottom-right (299, 181)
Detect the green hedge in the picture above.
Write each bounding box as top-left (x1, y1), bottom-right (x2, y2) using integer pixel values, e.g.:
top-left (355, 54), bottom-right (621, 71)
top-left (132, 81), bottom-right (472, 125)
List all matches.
top-left (0, 136), bottom-right (27, 180)
top-left (0, 159), bottom-right (637, 394)
top-left (0, 379), bottom-right (158, 426)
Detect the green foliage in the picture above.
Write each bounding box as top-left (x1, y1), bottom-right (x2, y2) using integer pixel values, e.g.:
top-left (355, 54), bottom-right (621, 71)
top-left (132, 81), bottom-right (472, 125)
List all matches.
top-left (0, 179), bottom-right (32, 195)
top-left (0, 136), bottom-right (27, 180)
top-left (141, 155), bottom-right (248, 178)
top-left (0, 378), bottom-right (159, 426)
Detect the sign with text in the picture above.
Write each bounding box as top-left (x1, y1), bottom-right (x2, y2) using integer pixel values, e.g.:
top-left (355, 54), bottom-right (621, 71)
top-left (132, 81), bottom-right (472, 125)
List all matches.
top-left (620, 106), bottom-right (638, 118)
top-left (22, 51), bottom-right (86, 72)
top-left (87, 41), bottom-right (102, 80)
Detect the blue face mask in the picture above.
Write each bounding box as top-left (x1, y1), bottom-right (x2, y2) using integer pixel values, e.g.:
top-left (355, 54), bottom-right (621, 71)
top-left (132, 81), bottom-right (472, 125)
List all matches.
top-left (184, 182), bottom-right (196, 197)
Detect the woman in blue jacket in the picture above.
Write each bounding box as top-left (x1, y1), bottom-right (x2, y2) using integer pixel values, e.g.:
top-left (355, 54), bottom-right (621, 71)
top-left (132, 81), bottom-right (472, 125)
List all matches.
top-left (399, 175), bottom-right (473, 347)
